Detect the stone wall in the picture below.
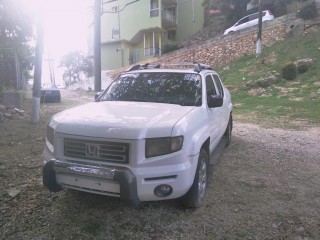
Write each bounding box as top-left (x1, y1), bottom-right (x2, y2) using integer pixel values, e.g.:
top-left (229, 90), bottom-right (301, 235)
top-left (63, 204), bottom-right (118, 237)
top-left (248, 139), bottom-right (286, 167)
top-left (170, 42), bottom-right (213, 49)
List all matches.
top-left (151, 13), bottom-right (299, 68)
top-left (108, 13), bottom-right (302, 78)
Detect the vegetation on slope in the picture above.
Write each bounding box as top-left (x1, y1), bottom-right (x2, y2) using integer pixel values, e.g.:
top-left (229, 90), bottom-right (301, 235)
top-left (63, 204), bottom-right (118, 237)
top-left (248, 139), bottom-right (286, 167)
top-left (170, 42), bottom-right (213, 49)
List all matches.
top-left (218, 30), bottom-right (320, 127)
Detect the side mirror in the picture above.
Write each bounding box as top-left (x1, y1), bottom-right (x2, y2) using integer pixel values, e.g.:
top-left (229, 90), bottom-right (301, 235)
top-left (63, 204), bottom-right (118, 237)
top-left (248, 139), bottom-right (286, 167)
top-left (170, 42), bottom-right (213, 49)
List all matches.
top-left (208, 95), bottom-right (223, 108)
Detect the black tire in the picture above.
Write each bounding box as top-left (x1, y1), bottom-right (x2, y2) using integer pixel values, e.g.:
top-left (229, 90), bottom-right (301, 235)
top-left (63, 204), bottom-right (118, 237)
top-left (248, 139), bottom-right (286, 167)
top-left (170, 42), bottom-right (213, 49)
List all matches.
top-left (224, 114), bottom-right (233, 147)
top-left (181, 148), bottom-right (209, 208)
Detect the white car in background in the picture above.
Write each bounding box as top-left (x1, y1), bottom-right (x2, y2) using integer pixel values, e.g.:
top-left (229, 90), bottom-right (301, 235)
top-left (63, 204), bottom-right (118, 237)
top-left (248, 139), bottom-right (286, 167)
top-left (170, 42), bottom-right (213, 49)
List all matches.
top-left (224, 10), bottom-right (275, 35)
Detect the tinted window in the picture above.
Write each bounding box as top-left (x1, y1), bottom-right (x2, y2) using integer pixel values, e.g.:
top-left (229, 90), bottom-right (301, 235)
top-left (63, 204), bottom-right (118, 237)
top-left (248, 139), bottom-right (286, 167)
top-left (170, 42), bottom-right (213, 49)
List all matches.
top-left (99, 72), bottom-right (202, 106)
top-left (212, 75), bottom-right (224, 97)
top-left (249, 13), bottom-right (259, 21)
top-left (206, 75), bottom-right (217, 97)
top-left (237, 16), bottom-right (249, 25)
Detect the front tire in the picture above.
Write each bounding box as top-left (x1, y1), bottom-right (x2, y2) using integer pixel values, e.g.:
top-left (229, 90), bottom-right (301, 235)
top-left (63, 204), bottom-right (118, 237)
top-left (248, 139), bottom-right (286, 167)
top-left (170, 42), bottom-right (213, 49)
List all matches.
top-left (181, 148), bottom-right (208, 208)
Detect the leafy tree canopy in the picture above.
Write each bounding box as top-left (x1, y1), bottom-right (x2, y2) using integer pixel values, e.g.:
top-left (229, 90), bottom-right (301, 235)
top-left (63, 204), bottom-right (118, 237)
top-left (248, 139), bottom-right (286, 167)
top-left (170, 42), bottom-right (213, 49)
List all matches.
top-left (59, 51), bottom-right (94, 86)
top-left (0, 0), bottom-right (34, 87)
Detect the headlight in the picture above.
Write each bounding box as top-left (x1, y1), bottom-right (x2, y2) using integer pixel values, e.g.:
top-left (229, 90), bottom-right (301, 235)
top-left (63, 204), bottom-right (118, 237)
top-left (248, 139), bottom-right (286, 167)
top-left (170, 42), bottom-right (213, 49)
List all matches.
top-left (146, 136), bottom-right (184, 158)
top-left (47, 124), bottom-right (54, 146)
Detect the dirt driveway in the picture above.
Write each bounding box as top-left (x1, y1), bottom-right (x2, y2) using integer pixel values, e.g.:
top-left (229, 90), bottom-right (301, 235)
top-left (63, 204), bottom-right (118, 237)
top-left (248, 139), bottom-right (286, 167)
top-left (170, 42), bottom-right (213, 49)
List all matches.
top-left (0, 90), bottom-right (319, 239)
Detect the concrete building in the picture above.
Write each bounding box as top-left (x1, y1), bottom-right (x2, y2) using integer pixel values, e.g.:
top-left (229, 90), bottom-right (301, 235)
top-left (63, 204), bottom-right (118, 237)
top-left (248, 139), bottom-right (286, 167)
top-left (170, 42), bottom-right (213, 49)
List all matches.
top-left (100, 0), bottom-right (204, 70)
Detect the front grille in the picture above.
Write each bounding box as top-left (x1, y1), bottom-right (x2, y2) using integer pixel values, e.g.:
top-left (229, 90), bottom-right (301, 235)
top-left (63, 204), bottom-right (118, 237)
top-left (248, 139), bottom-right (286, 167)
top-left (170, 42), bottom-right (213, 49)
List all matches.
top-left (64, 138), bottom-right (129, 163)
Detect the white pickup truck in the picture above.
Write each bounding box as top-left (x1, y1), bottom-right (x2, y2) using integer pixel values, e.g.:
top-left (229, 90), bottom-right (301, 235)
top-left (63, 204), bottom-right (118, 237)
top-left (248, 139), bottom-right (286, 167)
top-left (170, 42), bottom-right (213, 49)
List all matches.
top-left (43, 62), bottom-right (233, 208)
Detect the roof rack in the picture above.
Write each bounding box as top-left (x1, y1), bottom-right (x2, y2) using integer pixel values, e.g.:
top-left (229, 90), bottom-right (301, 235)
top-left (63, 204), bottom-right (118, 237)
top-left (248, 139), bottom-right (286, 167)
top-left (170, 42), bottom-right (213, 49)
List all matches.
top-left (126, 62), bottom-right (213, 73)
top-left (126, 63), bottom-right (160, 72)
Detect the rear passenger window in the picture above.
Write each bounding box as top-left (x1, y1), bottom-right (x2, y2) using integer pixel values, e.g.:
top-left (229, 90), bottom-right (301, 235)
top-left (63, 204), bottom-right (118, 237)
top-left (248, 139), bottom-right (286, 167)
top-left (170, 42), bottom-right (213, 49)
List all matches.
top-left (212, 75), bottom-right (224, 97)
top-left (249, 13), bottom-right (259, 21)
top-left (206, 75), bottom-right (217, 96)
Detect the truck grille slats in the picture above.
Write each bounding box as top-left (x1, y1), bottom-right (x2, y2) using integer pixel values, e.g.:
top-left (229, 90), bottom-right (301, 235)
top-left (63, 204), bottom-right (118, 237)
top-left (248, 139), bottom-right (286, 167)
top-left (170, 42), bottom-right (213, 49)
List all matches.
top-left (64, 138), bottom-right (129, 163)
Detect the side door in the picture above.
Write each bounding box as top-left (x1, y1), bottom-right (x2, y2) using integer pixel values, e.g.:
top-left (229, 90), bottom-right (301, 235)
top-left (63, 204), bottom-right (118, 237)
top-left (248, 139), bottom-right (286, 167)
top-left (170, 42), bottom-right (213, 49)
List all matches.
top-left (212, 74), bottom-right (229, 135)
top-left (205, 74), bottom-right (222, 152)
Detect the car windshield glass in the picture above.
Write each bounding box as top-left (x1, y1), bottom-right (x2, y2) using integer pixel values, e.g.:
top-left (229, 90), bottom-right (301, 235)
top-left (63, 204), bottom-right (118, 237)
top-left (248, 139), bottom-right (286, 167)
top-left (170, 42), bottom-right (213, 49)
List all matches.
top-left (99, 72), bottom-right (202, 106)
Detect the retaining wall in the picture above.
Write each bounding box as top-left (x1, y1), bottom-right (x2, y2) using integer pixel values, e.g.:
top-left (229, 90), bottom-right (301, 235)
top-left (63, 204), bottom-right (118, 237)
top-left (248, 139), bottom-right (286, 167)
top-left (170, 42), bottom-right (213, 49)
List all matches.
top-left (108, 13), bottom-right (303, 78)
top-left (151, 13), bottom-right (300, 68)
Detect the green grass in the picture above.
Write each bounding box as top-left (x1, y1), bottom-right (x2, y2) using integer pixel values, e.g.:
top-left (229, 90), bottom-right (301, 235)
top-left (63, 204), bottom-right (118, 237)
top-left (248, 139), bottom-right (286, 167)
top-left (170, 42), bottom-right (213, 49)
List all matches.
top-left (218, 30), bottom-right (320, 126)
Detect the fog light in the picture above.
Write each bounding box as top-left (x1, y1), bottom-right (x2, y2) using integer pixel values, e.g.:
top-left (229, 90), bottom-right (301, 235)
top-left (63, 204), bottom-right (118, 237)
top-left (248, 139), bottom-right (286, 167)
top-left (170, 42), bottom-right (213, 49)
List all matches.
top-left (154, 184), bottom-right (173, 197)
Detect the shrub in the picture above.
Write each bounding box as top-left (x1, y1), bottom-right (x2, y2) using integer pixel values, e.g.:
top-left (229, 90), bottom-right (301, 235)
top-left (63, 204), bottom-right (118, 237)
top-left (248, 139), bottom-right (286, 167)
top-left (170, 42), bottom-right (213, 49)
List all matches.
top-left (297, 62), bottom-right (309, 73)
top-left (162, 43), bottom-right (180, 54)
top-left (295, 58), bottom-right (313, 74)
top-left (281, 62), bottom-right (297, 80)
top-left (298, 3), bottom-right (318, 20)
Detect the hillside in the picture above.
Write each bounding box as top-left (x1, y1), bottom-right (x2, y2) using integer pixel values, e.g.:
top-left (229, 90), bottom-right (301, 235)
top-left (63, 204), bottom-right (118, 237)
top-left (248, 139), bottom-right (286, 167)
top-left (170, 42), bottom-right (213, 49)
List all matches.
top-left (218, 29), bottom-right (320, 128)
top-left (107, 27), bottom-right (320, 128)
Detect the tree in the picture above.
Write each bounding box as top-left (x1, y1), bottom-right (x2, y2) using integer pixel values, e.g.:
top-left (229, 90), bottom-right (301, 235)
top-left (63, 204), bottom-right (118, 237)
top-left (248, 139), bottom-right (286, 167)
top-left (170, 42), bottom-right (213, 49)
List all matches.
top-left (0, 0), bottom-right (34, 88)
top-left (59, 52), bottom-right (94, 87)
top-left (273, 0), bottom-right (294, 16)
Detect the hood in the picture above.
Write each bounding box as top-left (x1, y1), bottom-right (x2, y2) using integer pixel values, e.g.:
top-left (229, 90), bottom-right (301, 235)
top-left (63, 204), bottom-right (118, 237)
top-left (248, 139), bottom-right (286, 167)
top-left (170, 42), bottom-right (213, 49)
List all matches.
top-left (52, 101), bottom-right (195, 139)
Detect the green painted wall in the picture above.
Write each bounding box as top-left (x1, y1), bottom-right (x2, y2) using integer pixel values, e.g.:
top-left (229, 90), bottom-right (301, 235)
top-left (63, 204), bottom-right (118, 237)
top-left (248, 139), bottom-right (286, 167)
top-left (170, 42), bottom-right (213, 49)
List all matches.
top-left (100, 0), bottom-right (205, 70)
top-left (101, 41), bottom-right (133, 70)
top-left (101, 0), bottom-right (161, 43)
top-left (176, 0), bottom-right (204, 41)
top-left (101, 6), bottom-right (121, 42)
top-left (101, 42), bottom-right (122, 70)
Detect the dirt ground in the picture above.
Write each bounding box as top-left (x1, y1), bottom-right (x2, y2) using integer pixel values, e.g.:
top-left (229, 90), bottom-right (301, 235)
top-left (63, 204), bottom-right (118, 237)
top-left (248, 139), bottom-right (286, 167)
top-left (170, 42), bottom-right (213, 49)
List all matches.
top-left (0, 90), bottom-right (319, 240)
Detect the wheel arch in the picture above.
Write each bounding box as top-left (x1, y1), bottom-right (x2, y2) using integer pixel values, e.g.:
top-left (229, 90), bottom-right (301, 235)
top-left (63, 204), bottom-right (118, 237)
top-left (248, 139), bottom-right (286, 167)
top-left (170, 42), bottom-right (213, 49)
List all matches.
top-left (201, 137), bottom-right (210, 156)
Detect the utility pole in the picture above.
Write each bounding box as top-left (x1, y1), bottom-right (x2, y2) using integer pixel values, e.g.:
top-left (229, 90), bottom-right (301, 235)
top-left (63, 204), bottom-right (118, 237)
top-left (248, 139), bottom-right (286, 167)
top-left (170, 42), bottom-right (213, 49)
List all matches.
top-left (31, 20), bottom-right (44, 124)
top-left (94, 0), bottom-right (102, 92)
top-left (256, 0), bottom-right (263, 57)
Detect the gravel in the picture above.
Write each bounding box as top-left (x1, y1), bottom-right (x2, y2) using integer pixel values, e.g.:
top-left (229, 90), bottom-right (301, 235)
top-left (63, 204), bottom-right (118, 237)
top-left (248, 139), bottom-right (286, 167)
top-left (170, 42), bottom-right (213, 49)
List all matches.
top-left (0, 90), bottom-right (319, 239)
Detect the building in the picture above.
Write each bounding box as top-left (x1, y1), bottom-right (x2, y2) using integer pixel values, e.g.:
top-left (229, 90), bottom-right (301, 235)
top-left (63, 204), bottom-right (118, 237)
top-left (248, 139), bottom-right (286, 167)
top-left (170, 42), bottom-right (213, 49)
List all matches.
top-left (100, 0), bottom-right (204, 70)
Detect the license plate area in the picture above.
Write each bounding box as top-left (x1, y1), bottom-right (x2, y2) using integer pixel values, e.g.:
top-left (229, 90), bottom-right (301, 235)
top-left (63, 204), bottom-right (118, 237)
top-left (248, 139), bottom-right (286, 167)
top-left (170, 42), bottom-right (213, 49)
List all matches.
top-left (56, 173), bottom-right (120, 195)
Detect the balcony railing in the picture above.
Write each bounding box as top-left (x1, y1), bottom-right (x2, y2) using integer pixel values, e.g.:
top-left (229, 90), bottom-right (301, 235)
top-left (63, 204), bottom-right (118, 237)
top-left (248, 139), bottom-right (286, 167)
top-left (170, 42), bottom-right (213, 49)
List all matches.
top-left (130, 48), bottom-right (161, 64)
top-left (162, 9), bottom-right (176, 23)
top-left (144, 48), bottom-right (160, 56)
top-left (161, 9), bottom-right (176, 28)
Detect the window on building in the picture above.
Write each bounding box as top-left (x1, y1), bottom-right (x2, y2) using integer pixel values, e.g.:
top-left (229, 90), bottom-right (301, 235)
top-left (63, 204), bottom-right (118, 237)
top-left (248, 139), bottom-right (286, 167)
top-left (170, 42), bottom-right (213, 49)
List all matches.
top-left (112, 28), bottom-right (120, 39)
top-left (111, 6), bottom-right (118, 12)
top-left (150, 0), bottom-right (159, 17)
top-left (168, 30), bottom-right (176, 41)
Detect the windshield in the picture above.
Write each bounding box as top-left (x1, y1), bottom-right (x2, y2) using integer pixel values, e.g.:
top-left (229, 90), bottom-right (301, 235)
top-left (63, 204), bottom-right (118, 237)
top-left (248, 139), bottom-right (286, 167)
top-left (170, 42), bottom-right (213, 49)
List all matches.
top-left (99, 72), bottom-right (202, 106)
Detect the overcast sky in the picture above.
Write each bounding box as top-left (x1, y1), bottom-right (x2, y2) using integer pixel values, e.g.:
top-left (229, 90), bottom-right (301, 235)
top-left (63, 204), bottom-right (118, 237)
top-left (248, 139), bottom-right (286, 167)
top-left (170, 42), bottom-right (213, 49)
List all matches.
top-left (20, 0), bottom-right (93, 58)
top-left (19, 0), bottom-right (93, 83)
